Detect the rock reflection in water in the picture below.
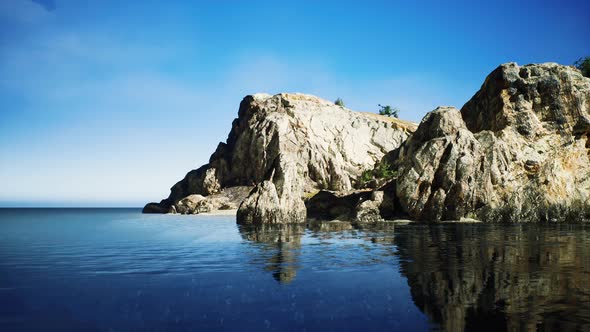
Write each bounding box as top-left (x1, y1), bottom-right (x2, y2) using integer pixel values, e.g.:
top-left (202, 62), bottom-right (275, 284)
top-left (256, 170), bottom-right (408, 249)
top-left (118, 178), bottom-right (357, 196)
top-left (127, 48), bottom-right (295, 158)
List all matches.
top-left (240, 221), bottom-right (398, 284)
top-left (394, 224), bottom-right (590, 332)
top-left (239, 224), bottom-right (305, 284)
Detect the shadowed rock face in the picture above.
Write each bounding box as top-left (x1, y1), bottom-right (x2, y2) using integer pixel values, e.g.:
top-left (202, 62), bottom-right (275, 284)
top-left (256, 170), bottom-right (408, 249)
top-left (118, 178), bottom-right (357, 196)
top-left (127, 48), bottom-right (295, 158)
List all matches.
top-left (305, 181), bottom-right (401, 223)
top-left (393, 63), bottom-right (590, 222)
top-left (144, 93), bottom-right (415, 222)
top-left (394, 224), bottom-right (590, 331)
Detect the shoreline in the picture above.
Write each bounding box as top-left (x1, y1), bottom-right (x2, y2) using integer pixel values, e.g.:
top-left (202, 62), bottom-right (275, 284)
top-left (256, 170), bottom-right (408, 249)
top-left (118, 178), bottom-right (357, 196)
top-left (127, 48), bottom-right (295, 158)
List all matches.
top-left (167, 209), bottom-right (238, 216)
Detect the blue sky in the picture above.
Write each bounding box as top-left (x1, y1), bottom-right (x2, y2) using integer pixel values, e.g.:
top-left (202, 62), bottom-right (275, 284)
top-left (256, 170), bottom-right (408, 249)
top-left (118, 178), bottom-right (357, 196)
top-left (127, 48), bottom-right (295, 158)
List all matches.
top-left (1, 0), bottom-right (589, 207)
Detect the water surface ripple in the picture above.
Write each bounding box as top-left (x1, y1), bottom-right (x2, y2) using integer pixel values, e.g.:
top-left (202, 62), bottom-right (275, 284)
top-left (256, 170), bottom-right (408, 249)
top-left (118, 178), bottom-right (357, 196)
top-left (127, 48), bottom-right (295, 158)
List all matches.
top-left (0, 209), bottom-right (589, 331)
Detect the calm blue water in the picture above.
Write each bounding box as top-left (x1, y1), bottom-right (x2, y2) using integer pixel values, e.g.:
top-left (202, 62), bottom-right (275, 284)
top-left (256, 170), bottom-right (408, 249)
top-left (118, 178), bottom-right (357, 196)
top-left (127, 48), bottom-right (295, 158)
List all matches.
top-left (1, 209), bottom-right (589, 331)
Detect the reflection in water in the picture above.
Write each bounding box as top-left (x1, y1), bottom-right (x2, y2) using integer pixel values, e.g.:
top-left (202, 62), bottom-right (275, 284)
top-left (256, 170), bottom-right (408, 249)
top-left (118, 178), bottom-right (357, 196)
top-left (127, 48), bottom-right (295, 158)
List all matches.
top-left (238, 222), bottom-right (590, 330)
top-left (239, 224), bottom-right (305, 284)
top-left (6, 210), bottom-right (590, 330)
top-left (239, 222), bottom-right (398, 284)
top-left (394, 224), bottom-right (590, 332)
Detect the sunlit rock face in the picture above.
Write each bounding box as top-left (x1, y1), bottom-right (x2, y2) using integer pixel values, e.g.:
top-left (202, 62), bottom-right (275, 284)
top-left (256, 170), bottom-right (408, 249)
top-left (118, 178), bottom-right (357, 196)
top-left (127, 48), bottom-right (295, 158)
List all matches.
top-left (144, 93), bottom-right (415, 223)
top-left (394, 63), bottom-right (590, 222)
top-left (394, 225), bottom-right (590, 331)
top-left (145, 62), bottom-right (590, 223)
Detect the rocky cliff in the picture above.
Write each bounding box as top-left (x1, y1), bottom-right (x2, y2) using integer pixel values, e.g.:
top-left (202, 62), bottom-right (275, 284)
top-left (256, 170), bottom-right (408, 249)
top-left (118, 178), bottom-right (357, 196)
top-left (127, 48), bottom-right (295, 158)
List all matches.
top-left (312, 62), bottom-right (590, 223)
top-left (145, 62), bottom-right (590, 223)
top-left (144, 93), bottom-right (415, 223)
top-left (393, 62), bottom-right (590, 222)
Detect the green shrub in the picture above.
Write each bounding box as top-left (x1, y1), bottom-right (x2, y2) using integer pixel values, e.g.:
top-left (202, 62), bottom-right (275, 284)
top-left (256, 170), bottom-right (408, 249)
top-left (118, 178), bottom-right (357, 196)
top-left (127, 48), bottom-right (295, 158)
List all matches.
top-left (361, 169), bottom-right (373, 183)
top-left (374, 160), bottom-right (397, 178)
top-left (574, 56), bottom-right (590, 77)
top-left (358, 160), bottom-right (398, 187)
top-left (378, 104), bottom-right (399, 118)
top-left (334, 98), bottom-right (345, 107)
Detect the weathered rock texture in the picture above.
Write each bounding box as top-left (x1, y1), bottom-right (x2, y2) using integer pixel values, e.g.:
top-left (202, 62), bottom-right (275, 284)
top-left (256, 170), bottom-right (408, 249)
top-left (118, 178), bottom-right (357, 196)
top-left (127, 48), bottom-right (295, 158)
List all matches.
top-left (146, 62), bottom-right (590, 223)
top-left (392, 62), bottom-right (590, 222)
top-left (144, 93), bottom-right (415, 222)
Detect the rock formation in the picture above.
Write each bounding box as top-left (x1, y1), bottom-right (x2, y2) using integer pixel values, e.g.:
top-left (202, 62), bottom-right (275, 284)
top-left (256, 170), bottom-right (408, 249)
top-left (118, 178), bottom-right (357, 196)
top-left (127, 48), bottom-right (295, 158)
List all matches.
top-left (298, 62), bottom-right (590, 223)
top-left (393, 62), bottom-right (590, 222)
top-left (145, 62), bottom-right (590, 223)
top-left (144, 93), bottom-right (415, 223)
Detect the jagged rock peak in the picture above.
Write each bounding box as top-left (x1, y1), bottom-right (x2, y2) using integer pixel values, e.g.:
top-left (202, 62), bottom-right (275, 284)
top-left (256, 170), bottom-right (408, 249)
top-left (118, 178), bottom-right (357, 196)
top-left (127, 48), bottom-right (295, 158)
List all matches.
top-left (394, 62), bottom-right (590, 222)
top-left (461, 62), bottom-right (590, 136)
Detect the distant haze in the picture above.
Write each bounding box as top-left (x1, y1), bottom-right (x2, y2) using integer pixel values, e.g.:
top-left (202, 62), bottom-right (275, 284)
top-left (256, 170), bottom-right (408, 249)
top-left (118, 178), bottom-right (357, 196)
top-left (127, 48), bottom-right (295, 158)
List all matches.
top-left (1, 0), bottom-right (589, 207)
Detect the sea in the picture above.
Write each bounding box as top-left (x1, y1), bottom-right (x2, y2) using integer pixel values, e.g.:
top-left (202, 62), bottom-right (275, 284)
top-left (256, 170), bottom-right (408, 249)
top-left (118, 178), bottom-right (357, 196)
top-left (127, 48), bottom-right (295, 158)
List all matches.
top-left (0, 208), bottom-right (589, 331)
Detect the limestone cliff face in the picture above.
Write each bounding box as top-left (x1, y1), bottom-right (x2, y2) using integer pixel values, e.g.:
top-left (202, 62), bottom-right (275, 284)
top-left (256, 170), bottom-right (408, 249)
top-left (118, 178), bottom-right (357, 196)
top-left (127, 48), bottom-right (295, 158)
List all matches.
top-left (144, 93), bottom-right (415, 223)
top-left (393, 63), bottom-right (590, 222)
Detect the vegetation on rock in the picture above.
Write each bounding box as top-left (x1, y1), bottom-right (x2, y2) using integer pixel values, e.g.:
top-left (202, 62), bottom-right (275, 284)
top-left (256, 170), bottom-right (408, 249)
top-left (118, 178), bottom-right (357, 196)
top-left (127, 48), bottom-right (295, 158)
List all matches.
top-left (378, 104), bottom-right (399, 118)
top-left (359, 160), bottom-right (397, 187)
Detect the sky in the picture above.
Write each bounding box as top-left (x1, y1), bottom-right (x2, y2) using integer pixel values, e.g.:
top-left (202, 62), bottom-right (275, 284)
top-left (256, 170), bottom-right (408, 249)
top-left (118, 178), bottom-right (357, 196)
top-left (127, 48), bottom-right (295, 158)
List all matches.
top-left (0, 0), bottom-right (589, 207)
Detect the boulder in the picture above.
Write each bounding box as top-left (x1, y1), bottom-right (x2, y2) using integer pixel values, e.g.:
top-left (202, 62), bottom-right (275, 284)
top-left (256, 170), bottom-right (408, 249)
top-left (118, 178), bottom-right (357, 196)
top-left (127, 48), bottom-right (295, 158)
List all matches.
top-left (355, 191), bottom-right (386, 223)
top-left (171, 186), bottom-right (252, 214)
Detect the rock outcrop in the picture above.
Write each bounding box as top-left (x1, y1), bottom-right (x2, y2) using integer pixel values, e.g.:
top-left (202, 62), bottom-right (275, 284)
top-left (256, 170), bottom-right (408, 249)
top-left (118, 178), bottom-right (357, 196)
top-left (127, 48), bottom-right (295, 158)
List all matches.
top-left (144, 93), bottom-right (415, 222)
top-left (392, 62), bottom-right (590, 222)
top-left (308, 62), bottom-right (590, 223)
top-left (146, 62), bottom-right (590, 223)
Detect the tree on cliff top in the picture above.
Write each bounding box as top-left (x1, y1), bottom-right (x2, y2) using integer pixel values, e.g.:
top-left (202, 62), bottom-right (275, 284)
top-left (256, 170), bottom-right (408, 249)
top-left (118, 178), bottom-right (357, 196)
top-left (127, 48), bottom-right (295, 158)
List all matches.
top-left (334, 98), bottom-right (345, 107)
top-left (574, 56), bottom-right (590, 77)
top-left (378, 104), bottom-right (399, 118)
